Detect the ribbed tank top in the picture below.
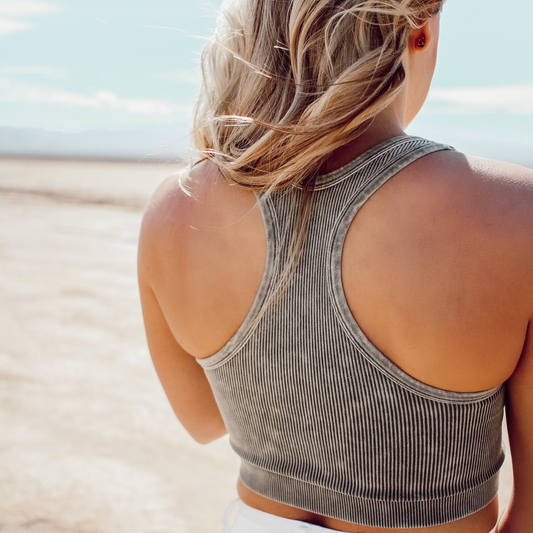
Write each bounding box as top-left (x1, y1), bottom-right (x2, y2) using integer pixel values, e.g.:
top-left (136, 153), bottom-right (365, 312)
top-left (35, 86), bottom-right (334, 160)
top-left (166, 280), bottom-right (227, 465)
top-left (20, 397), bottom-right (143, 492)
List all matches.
top-left (197, 136), bottom-right (505, 529)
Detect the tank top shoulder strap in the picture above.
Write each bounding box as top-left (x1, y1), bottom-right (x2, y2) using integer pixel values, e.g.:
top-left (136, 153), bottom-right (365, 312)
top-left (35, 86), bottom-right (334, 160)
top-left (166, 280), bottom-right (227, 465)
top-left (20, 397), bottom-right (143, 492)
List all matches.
top-left (314, 135), bottom-right (454, 194)
top-left (267, 136), bottom-right (454, 248)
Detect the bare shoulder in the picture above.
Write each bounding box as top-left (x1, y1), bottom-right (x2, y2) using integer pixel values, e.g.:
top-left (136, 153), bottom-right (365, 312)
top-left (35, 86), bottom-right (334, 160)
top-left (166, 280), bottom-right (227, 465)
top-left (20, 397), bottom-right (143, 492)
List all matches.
top-left (414, 149), bottom-right (533, 300)
top-left (393, 149), bottom-right (533, 257)
top-left (140, 162), bottom-right (227, 251)
top-left (138, 160), bottom-right (266, 357)
top-left (368, 148), bottom-right (533, 266)
top-left (457, 151), bottom-right (533, 214)
top-left (400, 148), bottom-right (533, 213)
top-left (139, 161), bottom-right (258, 282)
top-left (138, 165), bottom-right (193, 289)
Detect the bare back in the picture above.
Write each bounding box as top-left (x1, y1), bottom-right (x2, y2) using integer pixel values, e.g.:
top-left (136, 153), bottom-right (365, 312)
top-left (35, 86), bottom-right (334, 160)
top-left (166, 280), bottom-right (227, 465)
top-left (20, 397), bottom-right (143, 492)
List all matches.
top-left (138, 143), bottom-right (533, 532)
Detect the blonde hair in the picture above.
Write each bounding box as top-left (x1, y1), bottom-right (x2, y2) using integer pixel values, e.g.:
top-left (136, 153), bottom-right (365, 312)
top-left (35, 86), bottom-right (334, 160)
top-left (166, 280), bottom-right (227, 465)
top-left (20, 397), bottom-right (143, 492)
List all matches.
top-left (193, 0), bottom-right (442, 190)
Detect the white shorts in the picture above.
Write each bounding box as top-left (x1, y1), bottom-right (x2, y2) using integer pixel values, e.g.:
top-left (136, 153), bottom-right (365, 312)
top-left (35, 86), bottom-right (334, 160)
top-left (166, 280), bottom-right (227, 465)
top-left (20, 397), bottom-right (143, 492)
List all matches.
top-left (221, 499), bottom-right (351, 533)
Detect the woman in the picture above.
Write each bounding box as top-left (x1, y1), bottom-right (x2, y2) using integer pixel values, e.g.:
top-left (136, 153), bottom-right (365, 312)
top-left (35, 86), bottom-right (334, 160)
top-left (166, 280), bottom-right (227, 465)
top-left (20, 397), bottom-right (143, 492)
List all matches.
top-left (138, 0), bottom-right (533, 531)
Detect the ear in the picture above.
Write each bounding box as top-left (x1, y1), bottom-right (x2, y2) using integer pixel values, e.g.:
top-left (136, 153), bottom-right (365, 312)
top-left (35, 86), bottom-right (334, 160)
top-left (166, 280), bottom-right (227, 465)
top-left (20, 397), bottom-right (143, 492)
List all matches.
top-left (408, 20), bottom-right (434, 53)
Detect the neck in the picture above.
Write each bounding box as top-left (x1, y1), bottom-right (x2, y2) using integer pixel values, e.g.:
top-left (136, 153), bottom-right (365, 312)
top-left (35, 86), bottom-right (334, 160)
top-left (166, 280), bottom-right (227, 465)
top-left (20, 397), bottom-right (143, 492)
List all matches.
top-left (321, 91), bottom-right (408, 175)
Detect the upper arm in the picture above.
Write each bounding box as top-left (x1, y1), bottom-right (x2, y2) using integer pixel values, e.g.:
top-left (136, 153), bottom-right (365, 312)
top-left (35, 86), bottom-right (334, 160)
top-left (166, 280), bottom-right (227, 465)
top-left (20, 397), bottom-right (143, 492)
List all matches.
top-left (137, 176), bottom-right (227, 444)
top-left (487, 160), bottom-right (533, 531)
top-left (499, 322), bottom-right (533, 532)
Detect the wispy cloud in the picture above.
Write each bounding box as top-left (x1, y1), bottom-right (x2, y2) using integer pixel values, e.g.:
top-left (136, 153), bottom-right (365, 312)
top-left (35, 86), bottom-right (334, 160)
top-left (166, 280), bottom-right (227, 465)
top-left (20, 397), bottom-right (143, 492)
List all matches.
top-left (0, 65), bottom-right (67, 78)
top-left (428, 84), bottom-right (533, 114)
top-left (0, 77), bottom-right (192, 117)
top-left (0, 1), bottom-right (59, 35)
top-left (0, 1), bottom-right (59, 17)
top-left (0, 18), bottom-right (33, 34)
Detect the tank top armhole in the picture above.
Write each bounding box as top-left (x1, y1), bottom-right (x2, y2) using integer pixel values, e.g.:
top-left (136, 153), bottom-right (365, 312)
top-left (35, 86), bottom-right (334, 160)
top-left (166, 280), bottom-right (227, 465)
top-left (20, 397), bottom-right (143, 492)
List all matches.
top-left (326, 139), bottom-right (503, 404)
top-left (196, 192), bottom-right (278, 370)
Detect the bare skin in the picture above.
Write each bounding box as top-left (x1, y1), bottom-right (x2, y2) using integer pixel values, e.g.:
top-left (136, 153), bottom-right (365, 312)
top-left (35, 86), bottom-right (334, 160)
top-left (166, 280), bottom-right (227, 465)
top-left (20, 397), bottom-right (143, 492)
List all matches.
top-left (138, 14), bottom-right (533, 533)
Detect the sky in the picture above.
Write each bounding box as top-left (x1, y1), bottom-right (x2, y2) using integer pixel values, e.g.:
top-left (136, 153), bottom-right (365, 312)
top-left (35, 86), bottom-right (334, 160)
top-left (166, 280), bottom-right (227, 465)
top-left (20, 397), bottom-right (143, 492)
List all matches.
top-left (1, 0), bottom-right (532, 161)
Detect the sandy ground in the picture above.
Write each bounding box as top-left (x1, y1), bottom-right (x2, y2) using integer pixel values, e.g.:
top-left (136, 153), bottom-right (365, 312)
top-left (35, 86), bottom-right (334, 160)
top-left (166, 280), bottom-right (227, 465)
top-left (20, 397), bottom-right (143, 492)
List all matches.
top-left (0, 157), bottom-right (513, 533)
top-left (0, 158), bottom-right (240, 533)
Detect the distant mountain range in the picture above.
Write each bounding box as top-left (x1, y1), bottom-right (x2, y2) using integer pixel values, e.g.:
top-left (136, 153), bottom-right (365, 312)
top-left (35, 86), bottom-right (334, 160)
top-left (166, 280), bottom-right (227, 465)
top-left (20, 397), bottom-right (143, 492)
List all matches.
top-left (0, 126), bottom-right (192, 162)
top-left (0, 126), bottom-right (531, 168)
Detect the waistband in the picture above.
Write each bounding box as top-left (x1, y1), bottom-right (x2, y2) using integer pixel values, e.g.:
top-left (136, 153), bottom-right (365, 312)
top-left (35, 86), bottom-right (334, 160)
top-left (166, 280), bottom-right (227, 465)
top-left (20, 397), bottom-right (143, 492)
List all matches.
top-left (223, 499), bottom-right (351, 533)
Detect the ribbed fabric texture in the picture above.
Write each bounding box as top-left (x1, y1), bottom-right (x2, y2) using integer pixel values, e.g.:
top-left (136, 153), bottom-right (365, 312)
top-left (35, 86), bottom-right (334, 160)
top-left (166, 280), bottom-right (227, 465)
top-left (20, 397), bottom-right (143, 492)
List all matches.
top-left (197, 136), bottom-right (505, 528)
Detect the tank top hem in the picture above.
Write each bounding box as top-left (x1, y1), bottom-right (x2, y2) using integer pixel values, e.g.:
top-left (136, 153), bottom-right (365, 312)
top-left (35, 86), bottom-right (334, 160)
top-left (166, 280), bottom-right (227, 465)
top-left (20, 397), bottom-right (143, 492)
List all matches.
top-left (240, 460), bottom-right (500, 529)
